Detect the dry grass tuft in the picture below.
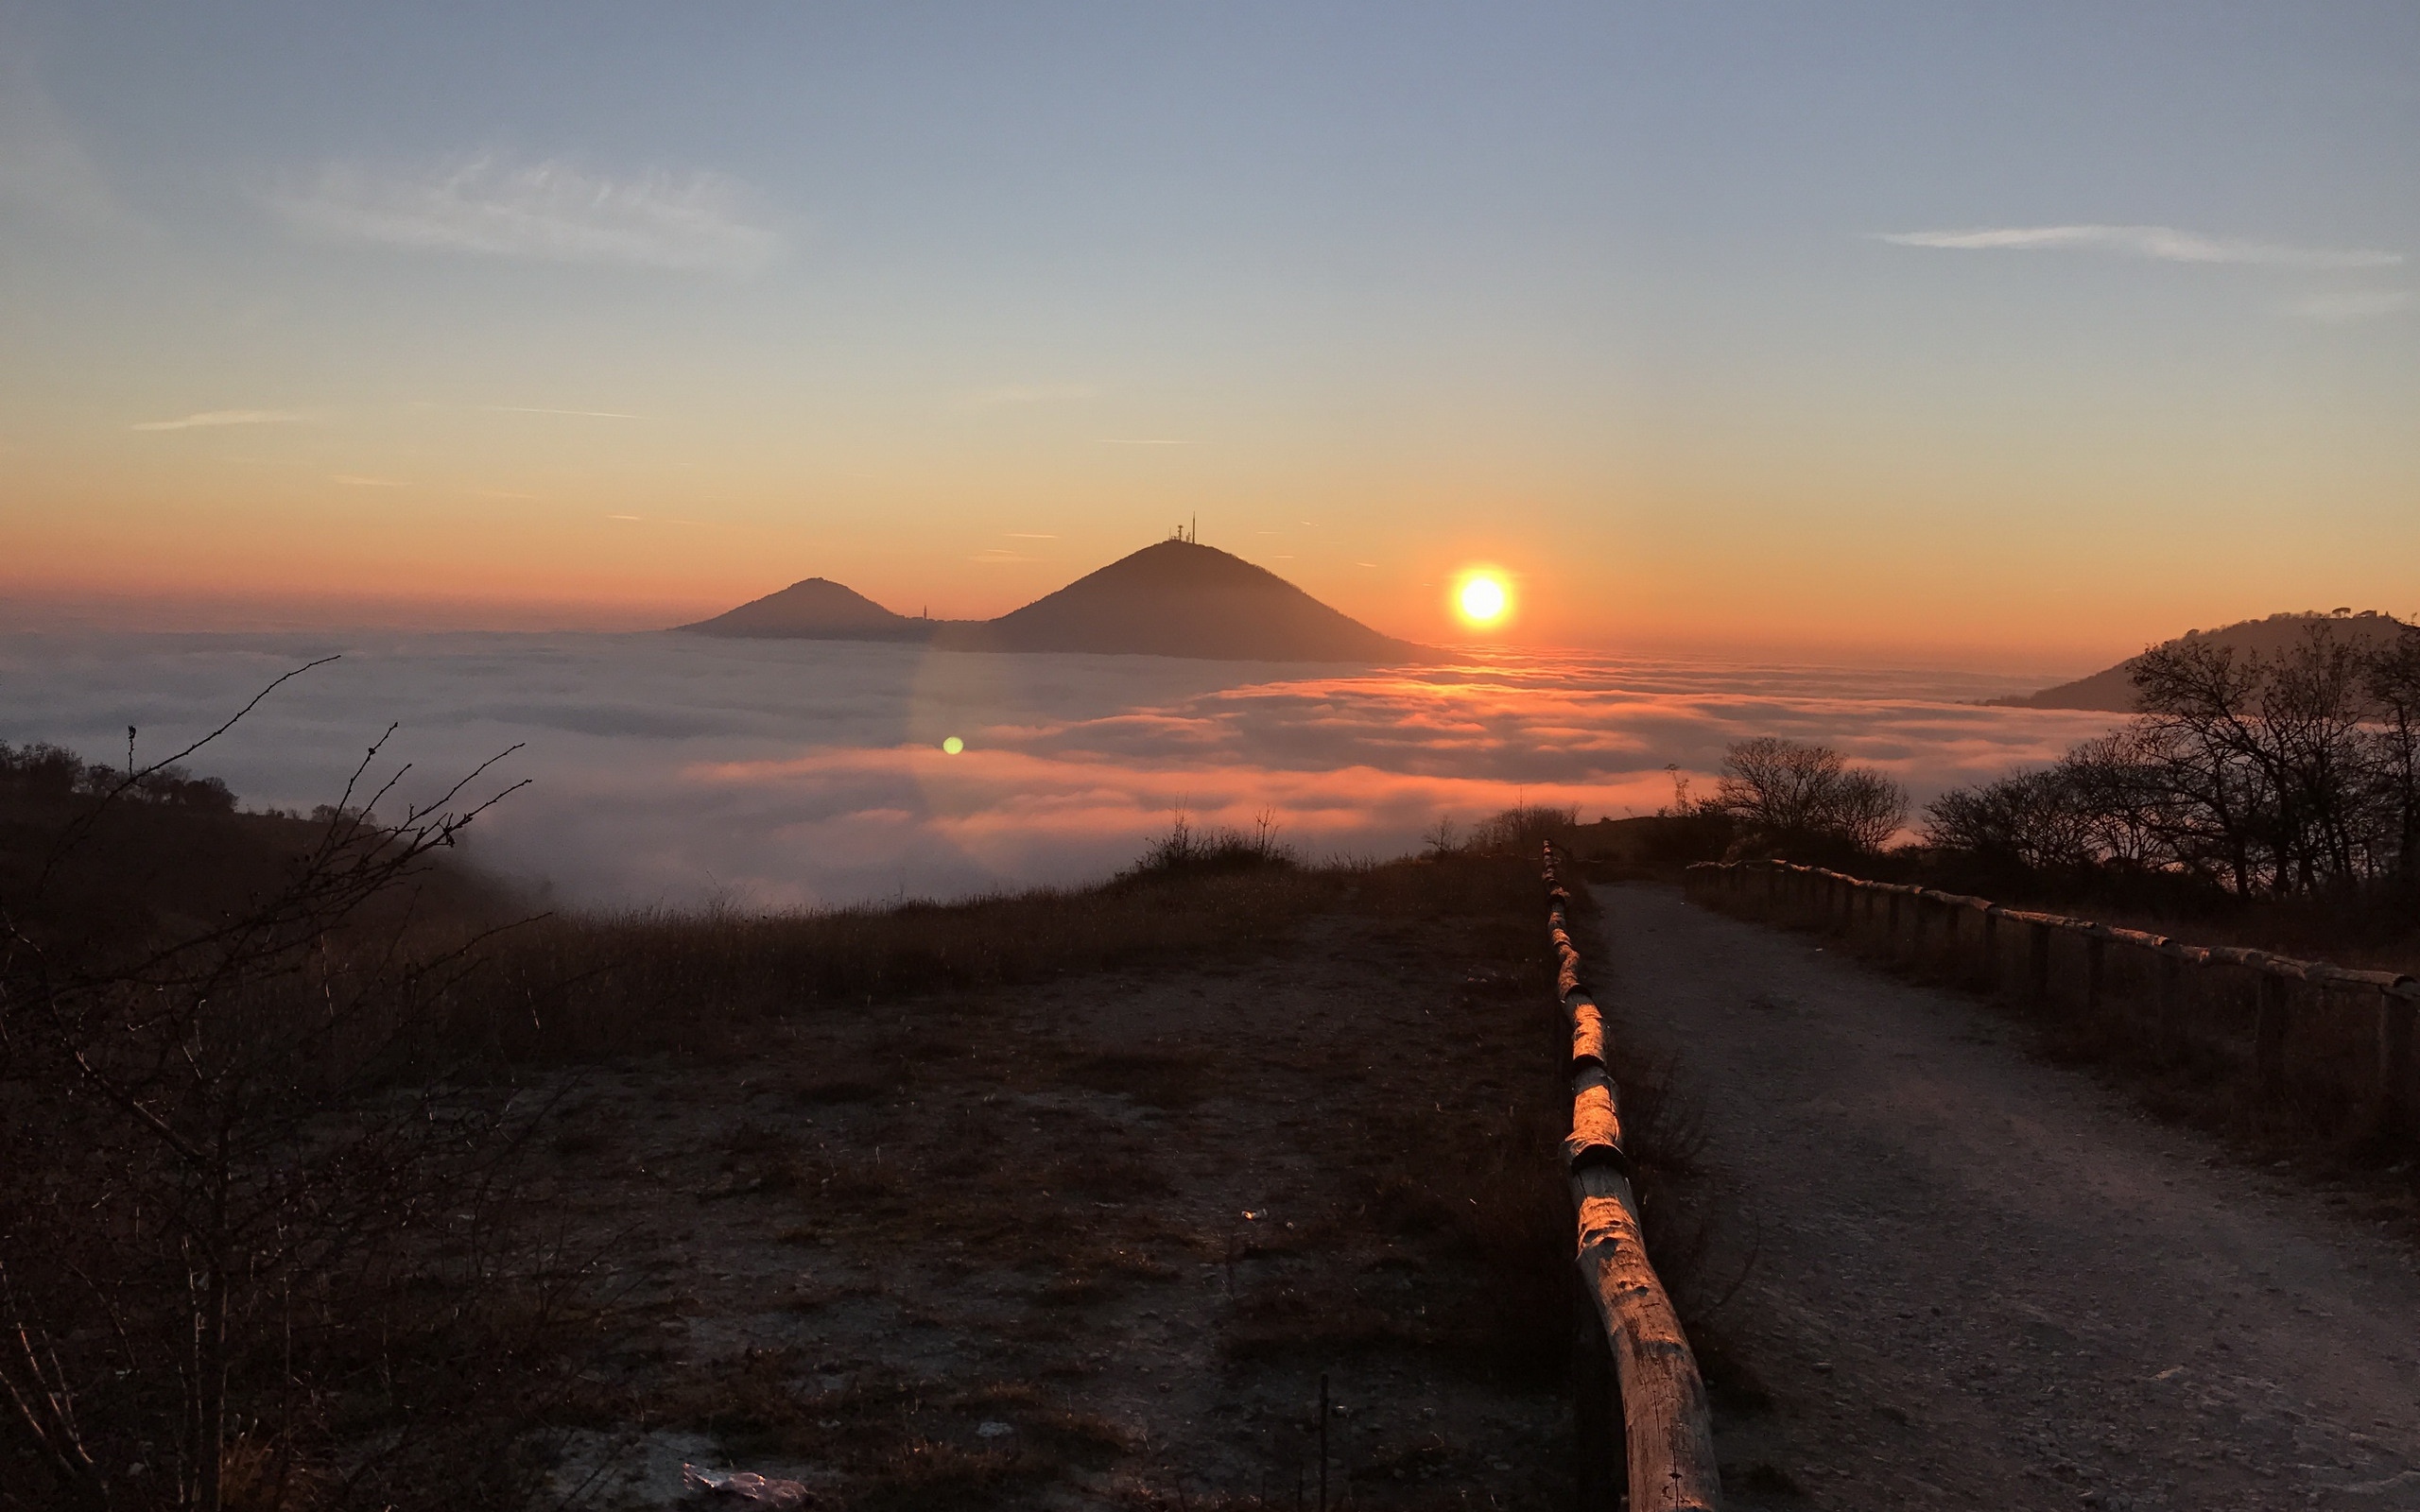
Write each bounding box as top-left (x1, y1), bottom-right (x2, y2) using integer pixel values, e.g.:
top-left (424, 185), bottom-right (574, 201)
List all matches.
top-left (441, 867), bottom-right (1366, 1064)
top-left (1064, 1049), bottom-right (1212, 1108)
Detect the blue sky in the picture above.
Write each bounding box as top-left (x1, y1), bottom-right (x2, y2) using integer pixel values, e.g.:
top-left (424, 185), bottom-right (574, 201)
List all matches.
top-left (4, 2), bottom-right (2415, 659)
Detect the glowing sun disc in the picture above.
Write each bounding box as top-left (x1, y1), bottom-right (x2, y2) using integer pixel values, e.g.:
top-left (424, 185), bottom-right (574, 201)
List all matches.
top-left (1457, 574), bottom-right (1509, 625)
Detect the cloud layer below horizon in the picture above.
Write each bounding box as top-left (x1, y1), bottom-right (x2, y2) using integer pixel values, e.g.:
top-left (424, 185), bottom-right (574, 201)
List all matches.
top-left (0, 632), bottom-right (2124, 909)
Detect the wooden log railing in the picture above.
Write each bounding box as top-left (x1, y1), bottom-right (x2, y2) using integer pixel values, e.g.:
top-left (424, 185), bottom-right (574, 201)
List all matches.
top-left (1546, 844), bottom-right (1720, 1511)
top-left (1684, 859), bottom-right (2420, 1143)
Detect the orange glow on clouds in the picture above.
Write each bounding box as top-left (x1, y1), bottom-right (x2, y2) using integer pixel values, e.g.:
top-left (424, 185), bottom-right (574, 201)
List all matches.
top-left (0, 629), bottom-right (2119, 908)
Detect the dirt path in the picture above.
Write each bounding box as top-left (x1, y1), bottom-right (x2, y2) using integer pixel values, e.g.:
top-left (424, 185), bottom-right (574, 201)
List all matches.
top-left (1594, 882), bottom-right (2420, 1512)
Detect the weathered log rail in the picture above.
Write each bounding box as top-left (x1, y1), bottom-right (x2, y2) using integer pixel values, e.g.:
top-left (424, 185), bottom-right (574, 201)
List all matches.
top-left (1685, 859), bottom-right (2420, 1143)
top-left (1546, 844), bottom-right (1720, 1511)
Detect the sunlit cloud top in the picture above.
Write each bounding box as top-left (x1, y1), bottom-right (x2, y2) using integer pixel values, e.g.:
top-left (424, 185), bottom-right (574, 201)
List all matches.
top-left (0, 632), bottom-right (2101, 908)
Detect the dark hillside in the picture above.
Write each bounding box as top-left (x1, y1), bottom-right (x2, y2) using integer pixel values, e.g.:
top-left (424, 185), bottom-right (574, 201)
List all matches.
top-left (0, 741), bottom-right (510, 963)
top-left (1997, 609), bottom-right (2410, 711)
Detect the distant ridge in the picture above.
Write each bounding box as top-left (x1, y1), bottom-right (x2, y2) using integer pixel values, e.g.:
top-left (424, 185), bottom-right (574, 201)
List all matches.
top-left (678, 540), bottom-right (1430, 663)
top-left (1994, 610), bottom-right (2411, 712)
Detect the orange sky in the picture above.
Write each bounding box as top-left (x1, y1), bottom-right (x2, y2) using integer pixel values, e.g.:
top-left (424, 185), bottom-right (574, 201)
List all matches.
top-left (8, 415), bottom-right (2410, 675)
top-left (6, 7), bottom-right (2415, 674)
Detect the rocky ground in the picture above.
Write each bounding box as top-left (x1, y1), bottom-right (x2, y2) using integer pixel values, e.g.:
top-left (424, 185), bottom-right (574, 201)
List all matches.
top-left (528, 866), bottom-right (1584, 1510)
top-left (1597, 881), bottom-right (2420, 1511)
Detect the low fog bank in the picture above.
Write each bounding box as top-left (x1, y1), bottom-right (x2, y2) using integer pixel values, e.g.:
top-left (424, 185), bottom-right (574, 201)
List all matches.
top-left (0, 630), bottom-right (2119, 908)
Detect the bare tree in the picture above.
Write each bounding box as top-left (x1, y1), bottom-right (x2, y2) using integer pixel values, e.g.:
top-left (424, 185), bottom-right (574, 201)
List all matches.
top-left (1462, 803), bottom-right (1580, 858)
top-left (2364, 623), bottom-right (2420, 889)
top-left (1925, 618), bottom-right (2420, 900)
top-left (0, 686), bottom-right (585, 1512)
top-left (2132, 622), bottom-right (2384, 896)
top-left (1922, 766), bottom-right (2099, 873)
top-left (1710, 737), bottom-right (1909, 857)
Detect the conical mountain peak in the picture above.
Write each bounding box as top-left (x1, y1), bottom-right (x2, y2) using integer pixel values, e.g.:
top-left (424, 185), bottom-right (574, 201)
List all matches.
top-left (678, 540), bottom-right (1428, 662)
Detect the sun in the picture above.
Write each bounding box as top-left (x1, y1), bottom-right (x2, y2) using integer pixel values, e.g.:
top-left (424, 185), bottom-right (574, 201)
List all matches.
top-left (1455, 572), bottom-right (1510, 627)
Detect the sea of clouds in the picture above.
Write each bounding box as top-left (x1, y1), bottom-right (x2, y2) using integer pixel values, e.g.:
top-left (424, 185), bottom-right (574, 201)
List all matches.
top-left (0, 630), bottom-right (2127, 910)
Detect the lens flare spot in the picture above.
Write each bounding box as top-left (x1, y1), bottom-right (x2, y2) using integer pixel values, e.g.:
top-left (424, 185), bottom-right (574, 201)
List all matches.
top-left (1456, 573), bottom-right (1509, 626)
top-left (942, 735), bottom-right (964, 755)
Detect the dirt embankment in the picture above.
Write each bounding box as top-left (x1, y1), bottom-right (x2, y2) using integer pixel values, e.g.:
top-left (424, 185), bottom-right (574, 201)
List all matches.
top-left (1596, 882), bottom-right (2420, 1510)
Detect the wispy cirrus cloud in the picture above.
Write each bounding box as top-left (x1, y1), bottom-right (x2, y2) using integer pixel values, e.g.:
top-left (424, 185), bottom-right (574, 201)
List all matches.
top-left (970, 384), bottom-right (1098, 406)
top-left (131, 409), bottom-right (304, 432)
top-left (1877, 224), bottom-right (2401, 269)
top-left (484, 404), bottom-right (644, 420)
top-left (2290, 288), bottom-right (2413, 323)
top-left (0, 57), bottom-right (134, 229)
top-left (265, 153), bottom-right (781, 274)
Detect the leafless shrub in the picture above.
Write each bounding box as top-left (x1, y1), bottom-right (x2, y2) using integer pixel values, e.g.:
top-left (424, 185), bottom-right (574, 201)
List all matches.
top-left (1706, 737), bottom-right (1909, 858)
top-left (0, 688), bottom-right (604, 1512)
top-left (1461, 803), bottom-right (1581, 858)
top-left (1128, 810), bottom-right (1296, 878)
top-left (437, 859), bottom-right (1374, 1064)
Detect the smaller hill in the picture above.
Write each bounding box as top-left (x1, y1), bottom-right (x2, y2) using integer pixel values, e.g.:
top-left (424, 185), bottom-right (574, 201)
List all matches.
top-left (1996, 610), bottom-right (2412, 712)
top-left (678, 578), bottom-right (945, 641)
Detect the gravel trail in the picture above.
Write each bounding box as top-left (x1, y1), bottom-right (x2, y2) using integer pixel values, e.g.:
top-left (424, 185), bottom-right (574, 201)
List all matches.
top-left (1595, 882), bottom-right (2420, 1511)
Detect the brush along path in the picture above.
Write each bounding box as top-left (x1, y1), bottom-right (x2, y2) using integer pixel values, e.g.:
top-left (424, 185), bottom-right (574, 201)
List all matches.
top-left (527, 867), bottom-right (1578, 1510)
top-left (1595, 882), bottom-right (2420, 1511)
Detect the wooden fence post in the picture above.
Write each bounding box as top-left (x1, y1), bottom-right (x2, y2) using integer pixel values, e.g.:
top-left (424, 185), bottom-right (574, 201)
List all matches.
top-left (1704, 864), bottom-right (2415, 1154)
top-left (2379, 987), bottom-right (2417, 1140)
top-left (2158, 949), bottom-right (2185, 1057)
top-left (1545, 845), bottom-right (1721, 1512)
top-left (2255, 971), bottom-right (2291, 1103)
top-left (1572, 1280), bottom-right (1619, 1510)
